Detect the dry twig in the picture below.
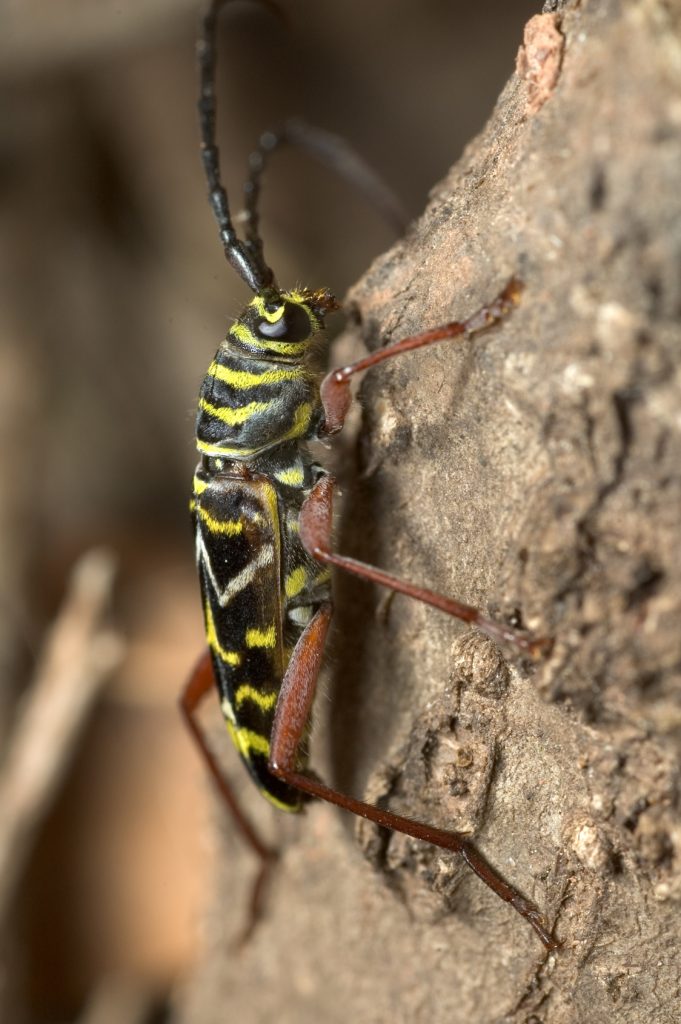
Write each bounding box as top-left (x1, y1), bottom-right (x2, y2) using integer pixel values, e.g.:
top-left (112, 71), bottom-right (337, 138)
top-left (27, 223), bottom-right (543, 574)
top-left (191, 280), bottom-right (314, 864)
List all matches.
top-left (0, 548), bottom-right (123, 925)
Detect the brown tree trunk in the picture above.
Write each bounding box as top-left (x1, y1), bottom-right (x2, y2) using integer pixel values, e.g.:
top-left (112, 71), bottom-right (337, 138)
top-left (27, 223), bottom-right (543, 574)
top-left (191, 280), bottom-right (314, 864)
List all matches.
top-left (176, 1), bottom-right (681, 1021)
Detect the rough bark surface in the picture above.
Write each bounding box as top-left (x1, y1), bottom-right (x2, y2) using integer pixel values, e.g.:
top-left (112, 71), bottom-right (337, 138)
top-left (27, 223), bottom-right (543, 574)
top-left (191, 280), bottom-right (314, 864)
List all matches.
top-left (175, 1), bottom-right (681, 1022)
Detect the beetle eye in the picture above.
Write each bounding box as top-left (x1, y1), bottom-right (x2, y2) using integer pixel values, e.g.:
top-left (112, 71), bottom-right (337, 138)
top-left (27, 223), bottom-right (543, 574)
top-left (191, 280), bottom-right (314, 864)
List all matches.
top-left (257, 311), bottom-right (287, 339)
top-left (256, 301), bottom-right (312, 343)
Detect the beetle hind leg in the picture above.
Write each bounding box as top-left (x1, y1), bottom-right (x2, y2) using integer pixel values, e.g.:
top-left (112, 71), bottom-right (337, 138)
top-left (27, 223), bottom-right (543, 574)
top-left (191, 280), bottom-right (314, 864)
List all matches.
top-left (268, 602), bottom-right (558, 950)
top-left (180, 650), bottom-right (279, 945)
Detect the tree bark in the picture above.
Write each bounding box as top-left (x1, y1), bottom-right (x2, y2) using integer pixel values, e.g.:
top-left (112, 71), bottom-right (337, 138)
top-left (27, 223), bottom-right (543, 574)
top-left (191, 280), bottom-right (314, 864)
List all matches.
top-left (175, 1), bottom-right (681, 1021)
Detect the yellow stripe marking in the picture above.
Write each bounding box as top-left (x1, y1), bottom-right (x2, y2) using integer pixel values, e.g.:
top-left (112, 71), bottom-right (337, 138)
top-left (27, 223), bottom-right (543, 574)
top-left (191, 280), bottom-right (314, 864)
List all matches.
top-left (198, 397), bottom-right (269, 425)
top-left (225, 720), bottom-right (299, 810)
top-left (205, 602), bottom-right (241, 666)
top-left (197, 439), bottom-right (261, 458)
top-left (230, 322), bottom-right (308, 356)
top-left (234, 684), bottom-right (278, 711)
top-left (287, 512), bottom-right (300, 533)
top-left (196, 403), bottom-right (312, 458)
top-left (231, 722), bottom-right (271, 758)
top-left (251, 295), bottom-right (285, 322)
top-left (250, 338), bottom-right (308, 356)
top-left (285, 566), bottom-right (308, 599)
top-left (208, 360), bottom-right (302, 389)
top-left (275, 464), bottom-right (305, 486)
top-left (194, 504), bottom-right (243, 536)
top-left (193, 475), bottom-right (208, 494)
top-left (245, 625), bottom-right (277, 648)
top-left (230, 323), bottom-right (259, 347)
top-left (285, 402), bottom-right (312, 440)
top-left (261, 790), bottom-right (300, 812)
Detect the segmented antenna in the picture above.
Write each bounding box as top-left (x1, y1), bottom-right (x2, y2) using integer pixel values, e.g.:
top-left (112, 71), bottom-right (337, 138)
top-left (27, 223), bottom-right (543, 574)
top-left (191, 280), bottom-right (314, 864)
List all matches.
top-left (242, 119), bottom-right (408, 282)
top-left (198, 0), bottom-right (275, 293)
top-left (198, 1), bottom-right (406, 295)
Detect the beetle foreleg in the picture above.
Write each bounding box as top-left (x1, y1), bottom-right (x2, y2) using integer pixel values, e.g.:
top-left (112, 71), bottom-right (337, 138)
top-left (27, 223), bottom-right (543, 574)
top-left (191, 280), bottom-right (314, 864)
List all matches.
top-left (320, 278), bottom-right (524, 435)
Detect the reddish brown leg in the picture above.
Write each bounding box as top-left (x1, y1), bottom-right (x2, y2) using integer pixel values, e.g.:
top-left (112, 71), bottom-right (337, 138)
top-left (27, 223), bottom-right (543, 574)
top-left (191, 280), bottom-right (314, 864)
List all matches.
top-left (299, 475), bottom-right (551, 657)
top-left (315, 277), bottom-right (551, 656)
top-left (180, 651), bottom-right (278, 944)
top-left (320, 278), bottom-right (523, 434)
top-left (269, 604), bottom-right (558, 950)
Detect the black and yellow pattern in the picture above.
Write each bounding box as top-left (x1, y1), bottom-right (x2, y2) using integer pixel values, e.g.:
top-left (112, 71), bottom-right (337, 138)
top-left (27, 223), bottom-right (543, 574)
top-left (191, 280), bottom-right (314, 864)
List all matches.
top-left (196, 290), bottom-right (326, 460)
top-left (193, 290), bottom-right (334, 810)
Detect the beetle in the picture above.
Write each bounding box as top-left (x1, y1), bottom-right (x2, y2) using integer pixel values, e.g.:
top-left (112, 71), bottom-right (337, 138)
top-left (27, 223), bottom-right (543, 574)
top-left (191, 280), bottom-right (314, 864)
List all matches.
top-left (181, 0), bottom-right (557, 950)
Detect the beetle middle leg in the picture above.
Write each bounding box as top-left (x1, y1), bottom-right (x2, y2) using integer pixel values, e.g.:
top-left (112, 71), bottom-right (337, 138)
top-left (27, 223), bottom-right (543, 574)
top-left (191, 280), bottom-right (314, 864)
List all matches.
top-left (300, 474), bottom-right (550, 657)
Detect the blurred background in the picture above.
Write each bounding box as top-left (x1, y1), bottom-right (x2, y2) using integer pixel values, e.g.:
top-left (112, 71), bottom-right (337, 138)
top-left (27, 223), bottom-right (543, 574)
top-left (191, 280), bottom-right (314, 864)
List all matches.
top-left (0, 1), bottom-right (539, 1021)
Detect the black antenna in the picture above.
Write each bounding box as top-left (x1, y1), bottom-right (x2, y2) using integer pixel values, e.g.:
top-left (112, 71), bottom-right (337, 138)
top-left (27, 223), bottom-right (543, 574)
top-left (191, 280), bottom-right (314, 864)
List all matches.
top-left (242, 119), bottom-right (408, 281)
top-left (198, 0), bottom-right (276, 293)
